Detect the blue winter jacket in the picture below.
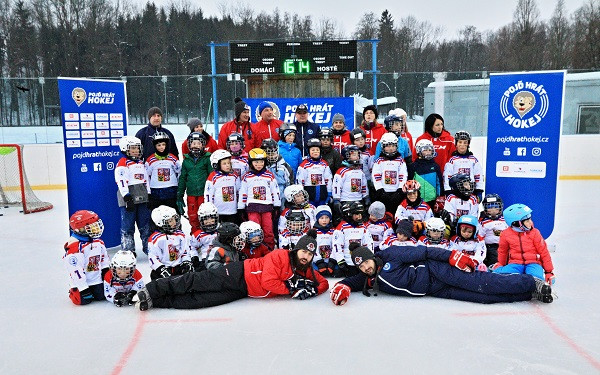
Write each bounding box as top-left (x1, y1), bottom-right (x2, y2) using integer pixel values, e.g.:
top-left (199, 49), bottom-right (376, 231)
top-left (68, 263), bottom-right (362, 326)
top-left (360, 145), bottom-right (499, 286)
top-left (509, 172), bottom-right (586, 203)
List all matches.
top-left (339, 245), bottom-right (451, 296)
top-left (278, 140), bottom-right (303, 180)
top-left (408, 158), bottom-right (444, 202)
top-left (374, 134), bottom-right (412, 161)
top-left (266, 156), bottom-right (292, 207)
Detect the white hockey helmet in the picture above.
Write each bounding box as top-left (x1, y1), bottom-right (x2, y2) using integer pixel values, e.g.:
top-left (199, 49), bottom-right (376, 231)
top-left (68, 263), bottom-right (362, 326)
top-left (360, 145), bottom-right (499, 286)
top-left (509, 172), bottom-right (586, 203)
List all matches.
top-left (239, 221), bottom-right (264, 246)
top-left (209, 149), bottom-right (232, 171)
top-left (197, 202), bottom-right (219, 232)
top-left (425, 217), bottom-right (446, 244)
top-left (151, 205), bottom-right (180, 233)
top-left (110, 250), bottom-right (136, 280)
top-left (284, 184), bottom-right (309, 206)
top-left (119, 135), bottom-right (143, 160)
top-left (380, 132), bottom-right (399, 146)
top-left (415, 139), bottom-right (435, 160)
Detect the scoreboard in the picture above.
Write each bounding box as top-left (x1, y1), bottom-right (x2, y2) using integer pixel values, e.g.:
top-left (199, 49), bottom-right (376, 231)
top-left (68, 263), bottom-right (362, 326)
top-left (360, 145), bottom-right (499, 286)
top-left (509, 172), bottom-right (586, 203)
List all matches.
top-left (229, 40), bottom-right (357, 75)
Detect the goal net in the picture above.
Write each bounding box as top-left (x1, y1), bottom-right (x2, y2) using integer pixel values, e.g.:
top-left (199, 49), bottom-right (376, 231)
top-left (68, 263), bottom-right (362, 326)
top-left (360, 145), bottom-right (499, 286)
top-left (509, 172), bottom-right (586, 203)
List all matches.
top-left (0, 144), bottom-right (53, 214)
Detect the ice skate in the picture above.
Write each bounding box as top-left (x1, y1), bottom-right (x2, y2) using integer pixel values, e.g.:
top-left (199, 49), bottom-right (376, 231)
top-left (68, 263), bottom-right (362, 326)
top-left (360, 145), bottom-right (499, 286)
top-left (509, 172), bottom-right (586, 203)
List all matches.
top-left (532, 278), bottom-right (553, 303)
top-left (134, 287), bottom-right (153, 311)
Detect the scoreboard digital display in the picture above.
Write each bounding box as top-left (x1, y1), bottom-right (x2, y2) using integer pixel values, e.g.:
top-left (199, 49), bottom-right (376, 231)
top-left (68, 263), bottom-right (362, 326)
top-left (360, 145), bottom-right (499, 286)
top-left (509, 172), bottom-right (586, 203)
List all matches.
top-left (229, 40), bottom-right (357, 75)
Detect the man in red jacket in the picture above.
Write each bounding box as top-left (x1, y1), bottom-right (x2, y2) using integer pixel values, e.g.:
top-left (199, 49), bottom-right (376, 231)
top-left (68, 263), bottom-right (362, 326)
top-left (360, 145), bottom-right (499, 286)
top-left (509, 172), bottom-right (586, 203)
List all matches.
top-left (218, 97), bottom-right (256, 153)
top-left (134, 230), bottom-right (328, 310)
top-left (254, 101), bottom-right (283, 147)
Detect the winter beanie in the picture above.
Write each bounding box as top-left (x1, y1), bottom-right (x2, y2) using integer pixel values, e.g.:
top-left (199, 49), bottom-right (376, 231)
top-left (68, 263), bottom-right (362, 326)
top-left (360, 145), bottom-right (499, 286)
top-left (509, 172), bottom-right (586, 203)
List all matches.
top-left (147, 107), bottom-right (163, 120)
top-left (350, 243), bottom-right (374, 267)
top-left (315, 205), bottom-right (332, 220)
top-left (295, 229), bottom-right (318, 253)
top-left (396, 219), bottom-right (413, 238)
top-left (187, 117), bottom-right (202, 132)
top-left (368, 201), bottom-right (386, 220)
top-left (234, 97), bottom-right (249, 120)
top-left (332, 113), bottom-right (345, 124)
top-left (258, 101), bottom-right (273, 116)
top-left (363, 105), bottom-right (378, 119)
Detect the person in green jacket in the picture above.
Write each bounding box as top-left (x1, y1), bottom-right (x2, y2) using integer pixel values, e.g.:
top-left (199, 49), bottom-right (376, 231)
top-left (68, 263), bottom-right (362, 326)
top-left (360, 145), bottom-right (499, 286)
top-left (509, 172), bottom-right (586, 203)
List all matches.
top-left (177, 132), bottom-right (213, 233)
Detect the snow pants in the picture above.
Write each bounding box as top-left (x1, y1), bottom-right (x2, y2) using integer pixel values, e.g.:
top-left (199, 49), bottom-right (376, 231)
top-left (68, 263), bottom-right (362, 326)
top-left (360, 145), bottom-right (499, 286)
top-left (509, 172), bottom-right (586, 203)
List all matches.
top-left (493, 263), bottom-right (545, 281)
top-left (427, 260), bottom-right (535, 304)
top-left (120, 204), bottom-right (151, 254)
top-left (146, 261), bottom-right (248, 309)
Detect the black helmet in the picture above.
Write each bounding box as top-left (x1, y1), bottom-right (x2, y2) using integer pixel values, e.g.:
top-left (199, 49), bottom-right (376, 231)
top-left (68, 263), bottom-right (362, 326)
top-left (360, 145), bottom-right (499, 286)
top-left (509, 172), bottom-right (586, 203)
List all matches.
top-left (285, 210), bottom-right (308, 236)
top-left (216, 222), bottom-right (241, 245)
top-left (278, 123), bottom-right (297, 139)
top-left (318, 127), bottom-right (334, 140)
top-left (341, 145), bottom-right (361, 165)
top-left (449, 173), bottom-right (474, 199)
top-left (482, 194), bottom-right (504, 219)
top-left (306, 138), bottom-right (322, 149)
top-left (151, 131), bottom-right (170, 156)
top-left (187, 132), bottom-right (206, 157)
top-left (341, 201), bottom-right (364, 225)
top-left (454, 130), bottom-right (472, 145)
top-left (226, 132), bottom-right (245, 156)
top-left (261, 138), bottom-right (279, 163)
top-left (384, 114), bottom-right (403, 134)
top-left (349, 128), bottom-right (366, 143)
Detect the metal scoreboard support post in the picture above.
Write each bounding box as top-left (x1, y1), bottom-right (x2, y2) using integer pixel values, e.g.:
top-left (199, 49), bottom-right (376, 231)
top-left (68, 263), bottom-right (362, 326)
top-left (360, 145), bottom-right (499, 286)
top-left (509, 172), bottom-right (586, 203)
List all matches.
top-left (357, 39), bottom-right (380, 106)
top-left (208, 41), bottom-right (229, 139)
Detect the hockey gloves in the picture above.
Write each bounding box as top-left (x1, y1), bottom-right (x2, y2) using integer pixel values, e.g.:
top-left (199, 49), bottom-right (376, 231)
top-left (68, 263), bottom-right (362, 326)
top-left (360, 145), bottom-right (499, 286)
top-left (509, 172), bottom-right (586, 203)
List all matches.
top-left (326, 259), bottom-right (337, 276)
top-left (476, 263), bottom-right (488, 272)
top-left (330, 283), bottom-right (351, 306)
top-left (315, 260), bottom-right (329, 276)
top-left (439, 209), bottom-right (452, 225)
top-left (181, 260), bottom-right (194, 274)
top-left (176, 199), bottom-right (186, 215)
top-left (412, 220), bottom-right (426, 236)
top-left (337, 259), bottom-right (348, 277)
top-left (123, 194), bottom-right (135, 211)
top-left (333, 200), bottom-right (342, 218)
top-left (157, 265), bottom-right (171, 278)
top-left (545, 272), bottom-right (556, 285)
top-left (79, 288), bottom-right (94, 305)
top-left (449, 250), bottom-right (476, 272)
top-left (291, 287), bottom-right (317, 300)
top-left (113, 292), bottom-right (128, 307)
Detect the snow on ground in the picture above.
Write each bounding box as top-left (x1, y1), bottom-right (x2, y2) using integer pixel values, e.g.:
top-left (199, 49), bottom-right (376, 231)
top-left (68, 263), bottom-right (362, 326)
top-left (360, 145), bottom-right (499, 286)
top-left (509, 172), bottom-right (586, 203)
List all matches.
top-left (1, 181), bottom-right (599, 374)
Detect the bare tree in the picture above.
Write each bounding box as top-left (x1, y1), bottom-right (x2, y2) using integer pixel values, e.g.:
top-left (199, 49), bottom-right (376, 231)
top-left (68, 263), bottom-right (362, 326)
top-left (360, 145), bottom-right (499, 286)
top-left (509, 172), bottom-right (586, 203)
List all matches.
top-left (546, 0), bottom-right (573, 69)
top-left (510, 0), bottom-right (547, 70)
top-left (571, 0), bottom-right (600, 69)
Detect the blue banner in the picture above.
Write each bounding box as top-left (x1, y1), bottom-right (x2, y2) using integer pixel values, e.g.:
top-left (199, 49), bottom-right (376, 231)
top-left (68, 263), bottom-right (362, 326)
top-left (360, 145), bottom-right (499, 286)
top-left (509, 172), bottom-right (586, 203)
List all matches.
top-left (485, 71), bottom-right (565, 238)
top-left (244, 97), bottom-right (355, 129)
top-left (58, 78), bottom-right (128, 248)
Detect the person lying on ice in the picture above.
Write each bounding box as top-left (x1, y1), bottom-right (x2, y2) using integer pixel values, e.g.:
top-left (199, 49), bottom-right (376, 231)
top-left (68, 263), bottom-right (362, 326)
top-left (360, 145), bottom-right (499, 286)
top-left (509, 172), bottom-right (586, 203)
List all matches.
top-left (329, 243), bottom-right (553, 306)
top-left (134, 230), bottom-right (328, 310)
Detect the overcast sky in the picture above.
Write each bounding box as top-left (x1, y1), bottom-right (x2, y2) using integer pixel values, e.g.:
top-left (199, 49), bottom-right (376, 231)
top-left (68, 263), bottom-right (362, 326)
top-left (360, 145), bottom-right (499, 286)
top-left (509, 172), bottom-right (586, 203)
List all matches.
top-left (135, 0), bottom-right (587, 39)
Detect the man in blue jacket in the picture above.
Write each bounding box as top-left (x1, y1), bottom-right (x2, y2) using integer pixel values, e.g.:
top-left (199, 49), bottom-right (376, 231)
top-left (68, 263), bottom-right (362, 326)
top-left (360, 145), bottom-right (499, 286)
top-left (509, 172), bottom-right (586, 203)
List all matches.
top-left (135, 107), bottom-right (179, 161)
top-left (329, 244), bottom-right (553, 305)
top-left (293, 104), bottom-right (320, 158)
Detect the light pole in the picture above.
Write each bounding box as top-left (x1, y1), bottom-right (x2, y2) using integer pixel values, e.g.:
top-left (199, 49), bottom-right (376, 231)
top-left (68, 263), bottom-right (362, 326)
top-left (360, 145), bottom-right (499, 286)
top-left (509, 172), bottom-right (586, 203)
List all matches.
top-left (393, 72), bottom-right (399, 99)
top-left (38, 77), bottom-right (46, 127)
top-left (197, 75), bottom-right (203, 122)
top-left (161, 75), bottom-right (168, 122)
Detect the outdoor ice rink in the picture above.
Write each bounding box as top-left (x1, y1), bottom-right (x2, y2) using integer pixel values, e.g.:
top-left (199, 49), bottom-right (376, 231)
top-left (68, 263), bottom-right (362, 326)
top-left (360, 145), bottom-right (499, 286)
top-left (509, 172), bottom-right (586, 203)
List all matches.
top-left (1, 180), bottom-right (599, 375)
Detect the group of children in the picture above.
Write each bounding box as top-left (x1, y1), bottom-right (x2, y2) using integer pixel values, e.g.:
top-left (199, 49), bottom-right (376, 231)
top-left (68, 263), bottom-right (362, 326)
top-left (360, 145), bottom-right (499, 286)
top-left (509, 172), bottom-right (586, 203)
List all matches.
top-left (62, 109), bottom-right (555, 307)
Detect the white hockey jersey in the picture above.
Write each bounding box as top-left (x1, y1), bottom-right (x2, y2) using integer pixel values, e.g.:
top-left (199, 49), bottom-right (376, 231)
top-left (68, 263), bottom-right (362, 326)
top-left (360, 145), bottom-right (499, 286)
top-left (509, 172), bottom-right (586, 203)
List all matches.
top-left (63, 238), bottom-right (110, 291)
top-left (365, 220), bottom-right (394, 251)
top-left (296, 159), bottom-right (333, 193)
top-left (332, 221), bottom-right (374, 265)
top-left (360, 152), bottom-right (372, 181)
top-left (417, 236), bottom-right (450, 250)
top-left (448, 235), bottom-right (487, 265)
top-left (103, 269), bottom-right (145, 303)
top-left (313, 227), bottom-right (335, 263)
top-left (394, 200), bottom-right (433, 224)
top-left (231, 155), bottom-right (249, 179)
top-left (332, 166), bottom-right (368, 202)
top-left (115, 157), bottom-right (150, 196)
top-left (238, 170), bottom-right (281, 209)
top-left (279, 228), bottom-right (307, 249)
top-left (278, 205), bottom-right (316, 236)
top-left (443, 154), bottom-right (484, 191)
top-left (371, 156), bottom-right (408, 192)
top-left (479, 217), bottom-right (508, 245)
top-left (189, 230), bottom-right (217, 260)
top-left (444, 194), bottom-right (479, 222)
top-left (145, 153), bottom-right (181, 189)
top-left (147, 230), bottom-right (189, 270)
top-left (204, 170), bottom-right (240, 215)
top-left (379, 234), bottom-right (418, 250)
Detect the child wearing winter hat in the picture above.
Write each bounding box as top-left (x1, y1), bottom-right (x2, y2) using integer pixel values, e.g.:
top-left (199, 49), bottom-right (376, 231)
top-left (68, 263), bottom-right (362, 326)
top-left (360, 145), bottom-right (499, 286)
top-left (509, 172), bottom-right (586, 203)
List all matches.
top-left (365, 201), bottom-right (394, 253)
top-left (379, 219), bottom-right (419, 251)
top-left (312, 205), bottom-right (336, 277)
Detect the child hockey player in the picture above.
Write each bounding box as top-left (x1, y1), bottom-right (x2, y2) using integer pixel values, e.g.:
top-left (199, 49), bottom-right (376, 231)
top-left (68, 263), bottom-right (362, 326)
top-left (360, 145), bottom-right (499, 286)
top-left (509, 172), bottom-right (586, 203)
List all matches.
top-left (226, 132), bottom-right (249, 178)
top-left (408, 139), bottom-right (444, 211)
top-left (330, 113), bottom-right (351, 153)
top-left (376, 114), bottom-right (412, 165)
top-left (204, 149), bottom-right (240, 225)
top-left (371, 132), bottom-right (409, 213)
top-left (148, 205), bottom-right (192, 280)
top-left (394, 180), bottom-right (433, 238)
top-left (296, 138), bottom-right (333, 207)
top-left (443, 131), bottom-right (484, 202)
top-left (318, 127), bottom-right (342, 176)
top-left (63, 210), bottom-right (109, 305)
top-left (492, 204), bottom-right (555, 293)
top-left (278, 184), bottom-right (316, 237)
top-left (478, 194), bottom-right (508, 266)
top-left (239, 221), bottom-right (270, 259)
top-left (312, 205), bottom-right (337, 277)
top-left (176, 132), bottom-right (213, 233)
top-left (189, 202), bottom-right (220, 272)
top-left (103, 250), bottom-right (145, 307)
top-left (115, 135), bottom-right (151, 255)
top-left (388, 107), bottom-right (415, 156)
top-left (261, 138), bottom-right (292, 208)
top-left (333, 201), bottom-right (373, 277)
top-left (379, 219), bottom-right (418, 250)
top-left (332, 145), bottom-right (370, 218)
top-left (238, 148), bottom-right (281, 249)
top-left (448, 215), bottom-right (487, 271)
top-left (206, 222), bottom-right (247, 269)
top-left (440, 173), bottom-right (479, 232)
top-left (279, 209), bottom-right (310, 250)
top-left (365, 201), bottom-right (394, 253)
top-left (350, 128), bottom-right (373, 187)
top-left (145, 131), bottom-right (181, 210)
top-left (277, 123), bottom-right (302, 180)
top-left (417, 217), bottom-right (450, 249)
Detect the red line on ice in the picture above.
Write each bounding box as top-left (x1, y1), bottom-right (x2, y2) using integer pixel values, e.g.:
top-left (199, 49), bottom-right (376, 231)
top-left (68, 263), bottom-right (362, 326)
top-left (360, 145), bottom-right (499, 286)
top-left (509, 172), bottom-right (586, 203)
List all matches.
top-left (110, 313), bottom-right (146, 375)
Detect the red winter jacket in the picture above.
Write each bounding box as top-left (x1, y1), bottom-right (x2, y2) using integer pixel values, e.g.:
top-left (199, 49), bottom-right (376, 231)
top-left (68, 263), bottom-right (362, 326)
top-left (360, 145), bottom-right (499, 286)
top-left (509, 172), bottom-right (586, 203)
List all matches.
top-left (333, 131), bottom-right (352, 154)
top-left (254, 119), bottom-right (283, 148)
top-left (414, 130), bottom-right (456, 173)
top-left (243, 249), bottom-right (329, 298)
top-left (242, 243), bottom-right (271, 259)
top-left (360, 121), bottom-right (387, 156)
top-left (497, 227), bottom-right (554, 272)
top-left (217, 119), bottom-right (257, 153)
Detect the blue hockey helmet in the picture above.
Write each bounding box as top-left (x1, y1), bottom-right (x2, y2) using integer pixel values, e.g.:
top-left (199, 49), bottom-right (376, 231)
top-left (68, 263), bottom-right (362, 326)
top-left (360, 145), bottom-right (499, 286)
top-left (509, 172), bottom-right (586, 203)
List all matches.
top-left (457, 214), bottom-right (478, 238)
top-left (503, 204), bottom-right (533, 231)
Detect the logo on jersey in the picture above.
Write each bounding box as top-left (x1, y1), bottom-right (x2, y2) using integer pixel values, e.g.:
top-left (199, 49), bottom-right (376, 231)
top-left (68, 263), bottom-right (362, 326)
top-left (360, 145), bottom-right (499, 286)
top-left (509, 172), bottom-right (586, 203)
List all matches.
top-left (134, 173), bottom-right (145, 180)
top-left (86, 255), bottom-right (100, 272)
top-left (310, 174), bottom-right (322, 186)
top-left (458, 168), bottom-right (470, 176)
top-left (168, 244), bottom-right (178, 261)
top-left (384, 170), bottom-right (397, 185)
top-left (457, 209), bottom-right (470, 218)
top-left (350, 178), bottom-right (361, 192)
top-left (383, 262), bottom-right (391, 271)
top-left (319, 245), bottom-right (332, 259)
top-left (157, 168), bottom-right (171, 182)
top-left (252, 186), bottom-right (267, 200)
top-left (500, 81), bottom-right (549, 129)
top-left (69, 256), bottom-right (78, 266)
top-left (222, 186), bottom-right (235, 202)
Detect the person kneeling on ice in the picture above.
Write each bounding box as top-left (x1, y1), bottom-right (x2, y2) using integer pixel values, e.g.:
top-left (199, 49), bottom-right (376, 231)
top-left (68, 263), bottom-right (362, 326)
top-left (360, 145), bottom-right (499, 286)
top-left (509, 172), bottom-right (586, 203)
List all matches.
top-left (329, 243), bottom-right (553, 306)
top-left (133, 231), bottom-right (329, 310)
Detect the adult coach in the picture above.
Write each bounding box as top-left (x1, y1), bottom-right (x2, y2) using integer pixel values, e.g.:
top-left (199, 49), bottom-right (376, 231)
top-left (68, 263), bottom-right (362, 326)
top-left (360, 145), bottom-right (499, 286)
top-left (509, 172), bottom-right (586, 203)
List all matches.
top-left (329, 244), bottom-right (553, 305)
top-left (135, 107), bottom-right (179, 161)
top-left (134, 231), bottom-right (329, 310)
top-left (293, 104), bottom-right (320, 158)
top-left (414, 113), bottom-right (455, 173)
top-left (218, 97), bottom-right (256, 153)
top-left (254, 101), bottom-right (283, 147)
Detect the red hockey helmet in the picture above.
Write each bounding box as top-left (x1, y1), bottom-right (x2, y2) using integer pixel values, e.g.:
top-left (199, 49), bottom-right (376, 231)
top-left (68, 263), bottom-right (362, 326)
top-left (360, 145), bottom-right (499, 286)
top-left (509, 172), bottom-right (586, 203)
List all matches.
top-left (69, 210), bottom-right (104, 238)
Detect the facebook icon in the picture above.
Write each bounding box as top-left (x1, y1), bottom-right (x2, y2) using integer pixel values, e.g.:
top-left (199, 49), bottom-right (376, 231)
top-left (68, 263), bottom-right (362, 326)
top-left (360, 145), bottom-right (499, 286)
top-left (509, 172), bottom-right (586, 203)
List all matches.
top-left (517, 147), bottom-right (526, 156)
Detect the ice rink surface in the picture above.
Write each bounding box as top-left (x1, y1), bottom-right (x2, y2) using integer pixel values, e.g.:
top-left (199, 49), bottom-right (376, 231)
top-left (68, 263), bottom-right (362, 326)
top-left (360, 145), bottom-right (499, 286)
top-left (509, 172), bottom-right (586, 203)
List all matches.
top-left (1, 180), bottom-right (599, 375)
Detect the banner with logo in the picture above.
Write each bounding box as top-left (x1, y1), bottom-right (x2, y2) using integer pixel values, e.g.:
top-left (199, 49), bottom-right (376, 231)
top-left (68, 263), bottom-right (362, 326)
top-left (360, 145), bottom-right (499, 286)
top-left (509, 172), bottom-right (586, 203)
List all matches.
top-left (244, 97), bottom-right (354, 129)
top-left (486, 71), bottom-right (565, 238)
top-left (58, 78), bottom-right (128, 248)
